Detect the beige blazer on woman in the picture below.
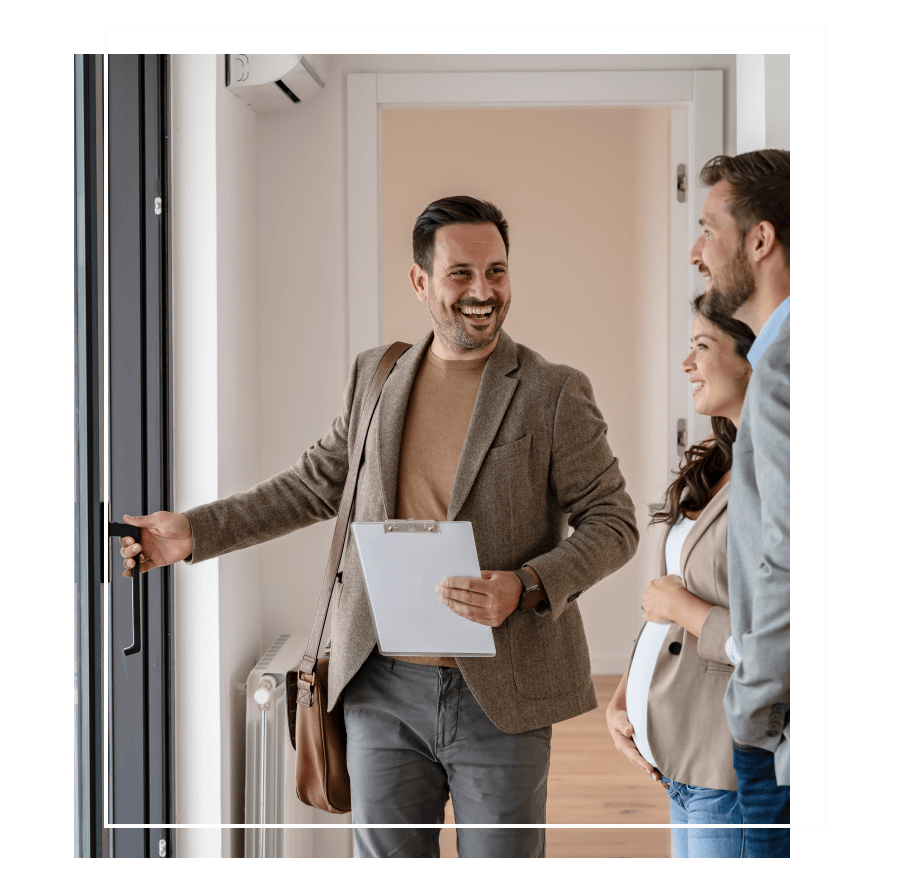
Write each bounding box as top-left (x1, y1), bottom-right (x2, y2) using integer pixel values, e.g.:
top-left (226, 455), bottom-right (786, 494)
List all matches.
top-left (628, 483), bottom-right (737, 791)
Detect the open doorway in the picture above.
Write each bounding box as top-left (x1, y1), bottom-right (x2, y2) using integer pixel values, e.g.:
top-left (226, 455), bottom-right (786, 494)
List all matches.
top-left (382, 106), bottom-right (672, 674)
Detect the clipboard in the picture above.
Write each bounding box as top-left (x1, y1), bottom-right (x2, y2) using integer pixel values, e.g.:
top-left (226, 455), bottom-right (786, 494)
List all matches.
top-left (350, 520), bottom-right (496, 657)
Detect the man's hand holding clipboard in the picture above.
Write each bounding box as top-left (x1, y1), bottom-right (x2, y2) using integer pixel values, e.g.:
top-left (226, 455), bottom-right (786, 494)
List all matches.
top-left (437, 565), bottom-right (547, 626)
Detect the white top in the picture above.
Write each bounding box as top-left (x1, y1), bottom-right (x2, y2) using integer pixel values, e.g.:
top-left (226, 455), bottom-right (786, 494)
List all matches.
top-left (625, 515), bottom-right (694, 768)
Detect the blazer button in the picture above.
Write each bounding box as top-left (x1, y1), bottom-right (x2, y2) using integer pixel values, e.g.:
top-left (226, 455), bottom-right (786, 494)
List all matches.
top-left (668, 641), bottom-right (682, 655)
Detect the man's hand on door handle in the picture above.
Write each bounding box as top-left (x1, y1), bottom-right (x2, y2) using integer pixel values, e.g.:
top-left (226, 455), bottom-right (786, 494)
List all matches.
top-left (119, 511), bottom-right (193, 577)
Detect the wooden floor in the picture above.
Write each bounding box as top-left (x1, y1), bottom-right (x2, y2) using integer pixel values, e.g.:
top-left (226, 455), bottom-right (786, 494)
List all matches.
top-left (438, 675), bottom-right (672, 858)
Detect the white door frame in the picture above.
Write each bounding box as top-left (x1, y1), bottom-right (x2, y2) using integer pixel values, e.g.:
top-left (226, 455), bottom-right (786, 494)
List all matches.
top-left (346, 70), bottom-right (723, 471)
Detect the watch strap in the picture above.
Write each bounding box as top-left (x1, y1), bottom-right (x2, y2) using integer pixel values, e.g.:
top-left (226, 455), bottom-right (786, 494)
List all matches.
top-left (514, 567), bottom-right (541, 611)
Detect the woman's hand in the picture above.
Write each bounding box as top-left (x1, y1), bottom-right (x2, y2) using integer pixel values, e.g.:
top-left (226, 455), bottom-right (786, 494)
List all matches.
top-left (641, 575), bottom-right (686, 624)
top-left (606, 706), bottom-right (658, 780)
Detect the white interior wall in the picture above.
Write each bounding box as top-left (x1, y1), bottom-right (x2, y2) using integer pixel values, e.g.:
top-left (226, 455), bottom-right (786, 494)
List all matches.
top-left (736, 55), bottom-right (766, 154)
top-left (171, 53), bottom-right (222, 859)
top-left (213, 52), bottom-right (264, 855)
top-left (737, 54), bottom-right (790, 152)
top-left (764, 55), bottom-right (790, 149)
top-left (171, 54), bottom-right (739, 856)
top-left (171, 54), bottom-right (263, 858)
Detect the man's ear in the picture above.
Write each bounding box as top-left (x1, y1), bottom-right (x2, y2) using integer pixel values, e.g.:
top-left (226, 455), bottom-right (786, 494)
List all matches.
top-left (747, 220), bottom-right (779, 265)
top-left (410, 264), bottom-right (429, 302)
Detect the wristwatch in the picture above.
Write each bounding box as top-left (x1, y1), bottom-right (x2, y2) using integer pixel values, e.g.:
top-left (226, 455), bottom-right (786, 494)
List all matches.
top-left (514, 568), bottom-right (542, 611)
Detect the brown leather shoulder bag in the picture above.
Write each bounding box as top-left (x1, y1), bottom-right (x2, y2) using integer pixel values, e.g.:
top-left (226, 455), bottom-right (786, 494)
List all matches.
top-left (285, 341), bottom-right (410, 814)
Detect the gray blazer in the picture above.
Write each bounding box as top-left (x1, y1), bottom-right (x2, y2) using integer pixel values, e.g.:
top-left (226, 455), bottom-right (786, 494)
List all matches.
top-left (628, 484), bottom-right (737, 790)
top-left (724, 314), bottom-right (790, 785)
top-left (184, 330), bottom-right (639, 733)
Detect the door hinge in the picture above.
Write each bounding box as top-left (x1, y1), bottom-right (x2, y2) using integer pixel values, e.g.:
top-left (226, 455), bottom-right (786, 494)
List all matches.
top-left (676, 164), bottom-right (686, 203)
top-left (154, 196), bottom-right (162, 215)
top-left (159, 838), bottom-right (167, 857)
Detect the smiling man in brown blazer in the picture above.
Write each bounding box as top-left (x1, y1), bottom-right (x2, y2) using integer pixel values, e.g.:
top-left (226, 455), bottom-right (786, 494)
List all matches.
top-left (119, 196), bottom-right (639, 858)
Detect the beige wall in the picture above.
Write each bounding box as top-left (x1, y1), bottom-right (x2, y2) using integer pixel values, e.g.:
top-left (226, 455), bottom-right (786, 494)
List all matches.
top-left (382, 107), bottom-right (670, 671)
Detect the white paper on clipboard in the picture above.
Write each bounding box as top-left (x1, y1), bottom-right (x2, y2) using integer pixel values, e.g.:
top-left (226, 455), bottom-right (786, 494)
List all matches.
top-left (350, 520), bottom-right (496, 657)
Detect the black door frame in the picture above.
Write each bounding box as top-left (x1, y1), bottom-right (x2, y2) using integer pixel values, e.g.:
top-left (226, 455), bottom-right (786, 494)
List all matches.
top-left (107, 51), bottom-right (175, 858)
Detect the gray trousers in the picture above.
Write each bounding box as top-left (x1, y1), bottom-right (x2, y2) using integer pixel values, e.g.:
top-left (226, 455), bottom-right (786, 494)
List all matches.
top-left (343, 652), bottom-right (551, 858)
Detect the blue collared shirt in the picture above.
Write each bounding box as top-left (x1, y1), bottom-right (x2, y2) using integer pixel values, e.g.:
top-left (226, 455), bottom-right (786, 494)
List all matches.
top-left (747, 297), bottom-right (790, 368)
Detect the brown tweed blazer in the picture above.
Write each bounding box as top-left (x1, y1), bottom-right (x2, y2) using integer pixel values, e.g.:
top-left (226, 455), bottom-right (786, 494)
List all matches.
top-left (185, 330), bottom-right (639, 733)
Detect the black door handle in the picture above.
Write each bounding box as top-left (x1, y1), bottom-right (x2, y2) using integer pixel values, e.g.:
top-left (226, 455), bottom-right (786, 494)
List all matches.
top-left (109, 522), bottom-right (143, 656)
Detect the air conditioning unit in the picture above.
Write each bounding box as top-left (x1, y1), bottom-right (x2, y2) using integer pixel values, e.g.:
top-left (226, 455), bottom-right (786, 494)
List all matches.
top-left (244, 633), bottom-right (353, 858)
top-left (226, 55), bottom-right (328, 113)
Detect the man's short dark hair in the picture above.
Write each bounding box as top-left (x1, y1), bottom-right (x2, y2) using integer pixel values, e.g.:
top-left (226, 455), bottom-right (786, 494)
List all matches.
top-left (699, 149), bottom-right (790, 267)
top-left (412, 196), bottom-right (509, 275)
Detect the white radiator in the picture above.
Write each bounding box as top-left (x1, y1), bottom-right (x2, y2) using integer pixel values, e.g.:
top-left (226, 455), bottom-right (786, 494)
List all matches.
top-left (244, 634), bottom-right (353, 858)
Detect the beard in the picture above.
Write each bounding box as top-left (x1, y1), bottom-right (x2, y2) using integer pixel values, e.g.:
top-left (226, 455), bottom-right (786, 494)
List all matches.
top-left (704, 243), bottom-right (756, 318)
top-left (427, 282), bottom-right (509, 353)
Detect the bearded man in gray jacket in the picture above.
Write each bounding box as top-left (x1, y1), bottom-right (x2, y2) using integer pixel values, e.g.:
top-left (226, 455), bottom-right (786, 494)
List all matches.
top-left (689, 151), bottom-right (790, 858)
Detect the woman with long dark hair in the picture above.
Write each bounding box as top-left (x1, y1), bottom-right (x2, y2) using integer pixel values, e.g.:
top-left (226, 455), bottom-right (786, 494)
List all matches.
top-left (605, 295), bottom-right (755, 857)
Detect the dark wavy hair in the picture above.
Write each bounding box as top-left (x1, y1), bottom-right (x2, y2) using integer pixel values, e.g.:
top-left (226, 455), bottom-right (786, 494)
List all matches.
top-left (412, 196), bottom-right (509, 276)
top-left (650, 295), bottom-right (755, 526)
top-left (699, 149), bottom-right (790, 267)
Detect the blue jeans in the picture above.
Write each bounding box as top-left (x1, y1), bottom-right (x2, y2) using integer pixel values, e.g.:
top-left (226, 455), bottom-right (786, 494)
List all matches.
top-left (662, 777), bottom-right (744, 858)
top-left (732, 741), bottom-right (790, 857)
top-left (344, 653), bottom-right (550, 858)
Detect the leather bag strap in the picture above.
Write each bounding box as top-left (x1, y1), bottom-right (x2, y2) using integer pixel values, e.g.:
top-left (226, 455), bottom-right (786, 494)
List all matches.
top-left (298, 341), bottom-right (411, 676)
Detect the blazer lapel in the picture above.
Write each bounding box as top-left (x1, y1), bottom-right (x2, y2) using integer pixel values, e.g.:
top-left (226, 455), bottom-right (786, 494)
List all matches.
top-left (680, 481), bottom-right (730, 575)
top-left (447, 330), bottom-right (519, 521)
top-left (373, 334), bottom-right (431, 519)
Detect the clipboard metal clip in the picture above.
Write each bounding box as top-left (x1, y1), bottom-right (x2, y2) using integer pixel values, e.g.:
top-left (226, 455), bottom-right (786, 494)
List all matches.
top-left (384, 519), bottom-right (440, 534)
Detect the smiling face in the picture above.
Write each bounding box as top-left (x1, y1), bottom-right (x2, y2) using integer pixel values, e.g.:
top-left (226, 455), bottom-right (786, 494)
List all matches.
top-left (689, 179), bottom-right (757, 318)
top-left (410, 222), bottom-right (511, 359)
top-left (681, 312), bottom-right (751, 426)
